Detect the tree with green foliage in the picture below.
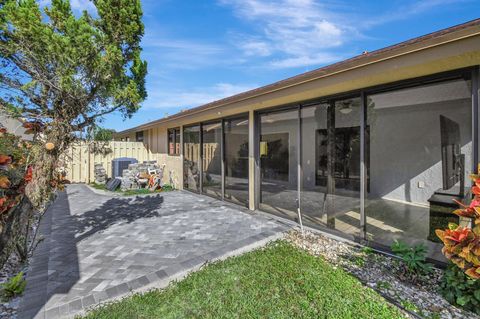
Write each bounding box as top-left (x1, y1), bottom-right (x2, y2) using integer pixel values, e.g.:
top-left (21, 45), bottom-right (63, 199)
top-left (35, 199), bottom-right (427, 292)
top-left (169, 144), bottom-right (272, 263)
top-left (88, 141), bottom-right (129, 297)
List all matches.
top-left (0, 0), bottom-right (147, 209)
top-left (89, 126), bottom-right (116, 141)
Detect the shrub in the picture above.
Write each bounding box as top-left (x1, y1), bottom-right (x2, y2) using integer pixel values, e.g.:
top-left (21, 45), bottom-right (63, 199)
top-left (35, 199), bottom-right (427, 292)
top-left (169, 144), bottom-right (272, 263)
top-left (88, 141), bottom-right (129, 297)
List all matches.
top-left (161, 184), bottom-right (175, 192)
top-left (1, 271), bottom-right (26, 301)
top-left (0, 127), bottom-right (39, 266)
top-left (361, 246), bottom-right (374, 255)
top-left (440, 263), bottom-right (480, 315)
top-left (435, 172), bottom-right (480, 279)
top-left (391, 240), bottom-right (432, 281)
top-left (435, 168), bottom-right (480, 314)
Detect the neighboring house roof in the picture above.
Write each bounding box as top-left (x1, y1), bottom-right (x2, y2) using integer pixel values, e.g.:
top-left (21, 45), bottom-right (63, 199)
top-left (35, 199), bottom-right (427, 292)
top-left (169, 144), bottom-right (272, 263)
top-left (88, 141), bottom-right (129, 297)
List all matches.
top-left (0, 112), bottom-right (32, 140)
top-left (116, 18), bottom-right (480, 136)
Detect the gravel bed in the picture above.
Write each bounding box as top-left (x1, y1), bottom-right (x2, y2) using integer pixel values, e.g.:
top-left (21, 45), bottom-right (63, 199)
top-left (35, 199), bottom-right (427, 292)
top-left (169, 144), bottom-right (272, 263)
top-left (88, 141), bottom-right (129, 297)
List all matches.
top-left (0, 209), bottom-right (42, 319)
top-left (0, 253), bottom-right (24, 319)
top-left (287, 229), bottom-right (479, 319)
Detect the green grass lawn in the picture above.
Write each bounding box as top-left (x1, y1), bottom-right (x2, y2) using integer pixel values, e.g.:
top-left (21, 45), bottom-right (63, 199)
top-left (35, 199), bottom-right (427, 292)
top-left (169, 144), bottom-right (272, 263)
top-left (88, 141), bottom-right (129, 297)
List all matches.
top-left (83, 241), bottom-right (405, 319)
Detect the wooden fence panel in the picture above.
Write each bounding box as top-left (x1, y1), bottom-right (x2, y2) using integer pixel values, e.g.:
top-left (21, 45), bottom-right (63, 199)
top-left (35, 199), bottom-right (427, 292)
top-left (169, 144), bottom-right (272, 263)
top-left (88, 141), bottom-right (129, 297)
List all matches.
top-left (62, 141), bottom-right (183, 188)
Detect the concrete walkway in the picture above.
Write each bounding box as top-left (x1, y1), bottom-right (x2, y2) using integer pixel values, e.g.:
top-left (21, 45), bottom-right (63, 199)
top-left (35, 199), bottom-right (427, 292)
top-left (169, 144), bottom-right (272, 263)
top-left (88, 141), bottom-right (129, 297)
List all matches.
top-left (19, 185), bottom-right (287, 319)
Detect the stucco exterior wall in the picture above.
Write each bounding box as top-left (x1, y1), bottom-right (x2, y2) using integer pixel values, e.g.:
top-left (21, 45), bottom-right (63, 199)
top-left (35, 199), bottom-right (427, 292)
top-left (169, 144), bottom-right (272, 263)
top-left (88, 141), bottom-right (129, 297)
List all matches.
top-left (369, 97), bottom-right (472, 206)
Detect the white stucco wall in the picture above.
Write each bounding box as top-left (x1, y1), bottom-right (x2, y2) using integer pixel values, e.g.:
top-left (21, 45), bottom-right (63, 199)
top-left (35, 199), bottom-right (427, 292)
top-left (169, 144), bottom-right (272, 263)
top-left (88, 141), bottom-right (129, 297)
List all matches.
top-left (368, 89), bottom-right (472, 205)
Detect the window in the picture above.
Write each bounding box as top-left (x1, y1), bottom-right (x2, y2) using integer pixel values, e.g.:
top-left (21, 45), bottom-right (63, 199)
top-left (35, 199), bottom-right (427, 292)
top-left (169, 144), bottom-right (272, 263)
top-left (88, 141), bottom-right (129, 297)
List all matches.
top-left (175, 129), bottom-right (181, 155)
top-left (365, 78), bottom-right (472, 259)
top-left (168, 128), bottom-right (180, 156)
top-left (135, 131), bottom-right (144, 142)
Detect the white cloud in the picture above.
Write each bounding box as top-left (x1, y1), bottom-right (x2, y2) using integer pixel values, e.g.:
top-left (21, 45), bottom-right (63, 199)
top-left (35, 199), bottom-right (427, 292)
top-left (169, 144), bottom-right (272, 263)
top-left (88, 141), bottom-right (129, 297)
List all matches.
top-left (143, 83), bottom-right (257, 110)
top-left (220, 0), bottom-right (471, 68)
top-left (220, 0), bottom-right (348, 68)
top-left (270, 53), bottom-right (341, 68)
top-left (239, 40), bottom-right (272, 57)
top-left (364, 0), bottom-right (471, 28)
top-left (141, 30), bottom-right (233, 70)
top-left (70, 0), bottom-right (96, 12)
top-left (143, 38), bottom-right (223, 54)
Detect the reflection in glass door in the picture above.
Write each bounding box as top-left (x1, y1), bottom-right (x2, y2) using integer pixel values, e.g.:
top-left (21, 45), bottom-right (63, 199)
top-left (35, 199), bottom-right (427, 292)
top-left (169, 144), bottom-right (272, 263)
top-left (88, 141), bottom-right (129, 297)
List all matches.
top-left (224, 117), bottom-right (249, 206)
top-left (259, 109), bottom-right (299, 221)
top-left (365, 78), bottom-right (472, 260)
top-left (183, 125), bottom-right (201, 192)
top-left (299, 98), bottom-right (361, 237)
top-left (202, 122), bottom-right (223, 199)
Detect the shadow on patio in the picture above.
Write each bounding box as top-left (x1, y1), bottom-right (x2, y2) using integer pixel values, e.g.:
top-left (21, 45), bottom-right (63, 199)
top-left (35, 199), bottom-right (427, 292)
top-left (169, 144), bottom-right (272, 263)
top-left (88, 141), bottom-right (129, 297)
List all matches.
top-left (19, 188), bottom-right (164, 318)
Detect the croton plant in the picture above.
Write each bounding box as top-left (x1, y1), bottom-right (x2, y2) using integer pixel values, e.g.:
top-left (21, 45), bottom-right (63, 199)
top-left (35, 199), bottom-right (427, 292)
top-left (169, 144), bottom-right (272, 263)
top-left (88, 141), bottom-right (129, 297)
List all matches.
top-left (436, 172), bottom-right (480, 279)
top-left (0, 126), bottom-right (35, 219)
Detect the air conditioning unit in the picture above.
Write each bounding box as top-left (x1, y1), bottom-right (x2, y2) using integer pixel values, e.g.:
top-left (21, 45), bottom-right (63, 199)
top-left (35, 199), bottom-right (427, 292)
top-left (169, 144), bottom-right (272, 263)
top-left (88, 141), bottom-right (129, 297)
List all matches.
top-left (111, 157), bottom-right (138, 178)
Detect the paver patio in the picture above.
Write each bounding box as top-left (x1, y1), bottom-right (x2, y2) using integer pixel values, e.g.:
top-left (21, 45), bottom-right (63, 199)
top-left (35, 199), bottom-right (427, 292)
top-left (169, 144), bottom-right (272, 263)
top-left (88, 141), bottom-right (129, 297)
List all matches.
top-left (18, 184), bottom-right (288, 319)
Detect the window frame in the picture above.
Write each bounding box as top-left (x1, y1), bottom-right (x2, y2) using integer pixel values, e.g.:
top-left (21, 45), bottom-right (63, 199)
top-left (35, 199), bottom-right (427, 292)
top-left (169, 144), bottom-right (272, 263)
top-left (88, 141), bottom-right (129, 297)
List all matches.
top-left (167, 127), bottom-right (181, 156)
top-left (135, 131), bottom-right (144, 142)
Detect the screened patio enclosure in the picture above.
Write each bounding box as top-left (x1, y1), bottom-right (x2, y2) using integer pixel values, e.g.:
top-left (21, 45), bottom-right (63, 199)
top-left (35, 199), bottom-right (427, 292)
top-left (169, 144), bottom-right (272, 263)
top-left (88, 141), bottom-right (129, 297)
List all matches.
top-left (254, 69), bottom-right (476, 261)
top-left (183, 115), bottom-right (250, 206)
top-left (183, 68), bottom-right (479, 261)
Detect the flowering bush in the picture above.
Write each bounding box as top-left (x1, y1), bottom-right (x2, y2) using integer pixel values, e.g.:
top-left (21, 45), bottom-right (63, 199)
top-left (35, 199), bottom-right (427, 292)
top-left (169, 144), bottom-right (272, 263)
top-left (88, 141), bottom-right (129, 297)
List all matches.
top-left (436, 173), bottom-right (480, 279)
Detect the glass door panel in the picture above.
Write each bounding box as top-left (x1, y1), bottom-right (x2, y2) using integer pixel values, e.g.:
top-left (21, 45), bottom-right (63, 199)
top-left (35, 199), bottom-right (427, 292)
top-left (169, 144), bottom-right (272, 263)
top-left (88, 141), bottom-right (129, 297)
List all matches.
top-left (224, 117), bottom-right (249, 205)
top-left (300, 98), bottom-right (361, 237)
top-left (183, 125), bottom-right (201, 192)
top-left (366, 78), bottom-right (472, 260)
top-left (202, 122), bottom-right (222, 198)
top-left (259, 109), bottom-right (299, 221)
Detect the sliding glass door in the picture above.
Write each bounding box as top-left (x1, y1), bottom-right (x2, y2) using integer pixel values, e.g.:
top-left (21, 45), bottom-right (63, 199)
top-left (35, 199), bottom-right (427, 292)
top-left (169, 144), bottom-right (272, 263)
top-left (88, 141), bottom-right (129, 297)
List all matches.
top-left (224, 117), bottom-right (249, 206)
top-left (202, 122), bottom-right (223, 199)
top-left (300, 98), bottom-right (361, 237)
top-left (365, 77), bottom-right (472, 259)
top-left (257, 100), bottom-right (361, 233)
top-left (181, 68), bottom-right (476, 262)
top-left (183, 116), bottom-right (249, 205)
top-left (183, 125), bottom-right (201, 192)
top-left (259, 109), bottom-right (299, 221)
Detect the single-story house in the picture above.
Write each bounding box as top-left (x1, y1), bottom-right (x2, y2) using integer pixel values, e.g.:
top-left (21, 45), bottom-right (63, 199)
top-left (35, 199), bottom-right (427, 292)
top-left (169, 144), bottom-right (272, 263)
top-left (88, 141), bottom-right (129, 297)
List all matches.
top-left (115, 19), bottom-right (480, 260)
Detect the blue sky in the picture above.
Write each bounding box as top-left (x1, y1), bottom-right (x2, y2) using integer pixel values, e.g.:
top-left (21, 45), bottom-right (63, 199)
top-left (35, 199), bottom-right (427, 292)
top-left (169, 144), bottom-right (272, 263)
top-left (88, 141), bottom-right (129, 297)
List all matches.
top-left (75, 0), bottom-right (479, 131)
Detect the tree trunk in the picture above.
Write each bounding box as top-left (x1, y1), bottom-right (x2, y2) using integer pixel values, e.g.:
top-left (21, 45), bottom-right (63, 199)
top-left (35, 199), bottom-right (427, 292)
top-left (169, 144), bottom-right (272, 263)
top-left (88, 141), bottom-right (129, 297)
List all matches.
top-left (25, 150), bottom-right (57, 210)
top-left (25, 127), bottom-right (68, 211)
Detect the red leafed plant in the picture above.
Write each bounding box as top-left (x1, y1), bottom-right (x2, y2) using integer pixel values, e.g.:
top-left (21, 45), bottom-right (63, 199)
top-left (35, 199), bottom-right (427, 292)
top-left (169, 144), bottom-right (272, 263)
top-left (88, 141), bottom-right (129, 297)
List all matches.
top-left (0, 132), bottom-right (34, 214)
top-left (436, 173), bottom-right (480, 279)
top-left (0, 126), bottom-right (40, 266)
